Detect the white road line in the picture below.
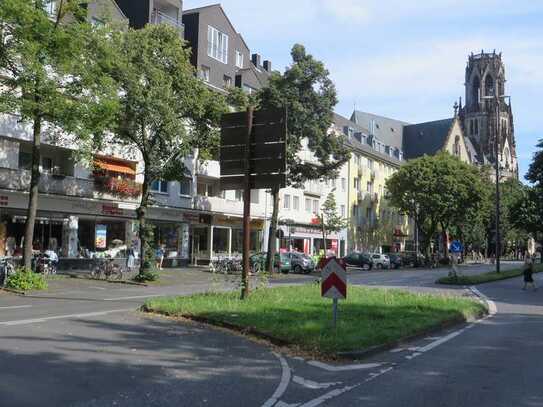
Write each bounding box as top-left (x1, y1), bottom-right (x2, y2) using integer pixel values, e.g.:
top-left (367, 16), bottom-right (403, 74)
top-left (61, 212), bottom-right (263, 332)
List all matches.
top-left (307, 360), bottom-right (382, 372)
top-left (297, 367), bottom-right (394, 407)
top-left (417, 329), bottom-right (466, 353)
top-left (261, 353), bottom-right (291, 407)
top-left (0, 308), bottom-right (133, 326)
top-left (90, 286), bottom-right (107, 290)
top-left (0, 305), bottom-right (32, 310)
top-left (470, 286), bottom-right (497, 315)
top-left (292, 376), bottom-right (342, 390)
top-left (103, 294), bottom-right (164, 301)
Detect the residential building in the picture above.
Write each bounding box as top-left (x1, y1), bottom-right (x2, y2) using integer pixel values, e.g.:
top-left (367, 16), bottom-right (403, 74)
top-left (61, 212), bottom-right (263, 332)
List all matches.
top-left (182, 4), bottom-right (272, 94)
top-left (333, 114), bottom-right (410, 253)
top-left (115, 0), bottom-right (184, 35)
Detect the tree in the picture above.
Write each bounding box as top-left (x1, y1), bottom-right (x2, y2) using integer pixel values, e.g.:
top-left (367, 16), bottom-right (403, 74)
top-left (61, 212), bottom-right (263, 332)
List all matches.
top-left (319, 191), bottom-right (347, 253)
top-left (526, 139), bottom-right (543, 185)
top-left (0, 0), bottom-right (118, 268)
top-left (386, 152), bottom-right (486, 257)
top-left (257, 44), bottom-right (350, 272)
top-left (97, 24), bottom-right (225, 277)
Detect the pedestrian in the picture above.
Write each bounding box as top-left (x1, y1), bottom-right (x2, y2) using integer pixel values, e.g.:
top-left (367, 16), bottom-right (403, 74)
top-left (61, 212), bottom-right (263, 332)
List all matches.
top-left (126, 247), bottom-right (135, 272)
top-left (155, 244), bottom-right (165, 270)
top-left (522, 253), bottom-right (537, 291)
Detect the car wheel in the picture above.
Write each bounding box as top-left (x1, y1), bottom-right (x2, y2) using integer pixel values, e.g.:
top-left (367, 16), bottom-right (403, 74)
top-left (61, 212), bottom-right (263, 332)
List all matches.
top-left (293, 265), bottom-right (303, 274)
top-left (376, 263), bottom-right (383, 269)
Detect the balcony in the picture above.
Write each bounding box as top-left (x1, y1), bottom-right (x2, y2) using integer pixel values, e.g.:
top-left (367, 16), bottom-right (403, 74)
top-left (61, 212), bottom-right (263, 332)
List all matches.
top-left (151, 9), bottom-right (184, 34)
top-left (304, 181), bottom-right (323, 197)
top-left (193, 195), bottom-right (265, 218)
top-left (0, 167), bottom-right (141, 203)
top-left (357, 191), bottom-right (367, 201)
top-left (196, 160), bottom-right (220, 178)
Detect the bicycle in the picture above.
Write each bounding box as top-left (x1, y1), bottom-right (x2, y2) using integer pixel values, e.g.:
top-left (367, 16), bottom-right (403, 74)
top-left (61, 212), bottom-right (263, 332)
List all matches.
top-left (0, 257), bottom-right (15, 287)
top-left (90, 257), bottom-right (123, 280)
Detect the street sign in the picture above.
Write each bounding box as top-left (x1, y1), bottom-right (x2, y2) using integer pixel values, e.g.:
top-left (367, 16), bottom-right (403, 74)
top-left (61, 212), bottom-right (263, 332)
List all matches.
top-left (321, 257), bottom-right (347, 300)
top-left (219, 107), bottom-right (287, 190)
top-left (450, 240), bottom-right (463, 254)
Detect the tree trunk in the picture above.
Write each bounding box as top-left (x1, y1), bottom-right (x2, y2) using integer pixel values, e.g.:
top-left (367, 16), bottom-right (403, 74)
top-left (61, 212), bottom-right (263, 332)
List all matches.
top-left (321, 214), bottom-right (326, 253)
top-left (266, 186), bottom-right (280, 273)
top-left (137, 176), bottom-right (150, 276)
top-left (23, 116), bottom-right (42, 269)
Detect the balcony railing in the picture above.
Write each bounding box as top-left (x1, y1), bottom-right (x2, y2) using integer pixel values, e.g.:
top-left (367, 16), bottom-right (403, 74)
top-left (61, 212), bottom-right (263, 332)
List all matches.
top-left (151, 9), bottom-right (184, 33)
top-left (0, 167), bottom-right (140, 202)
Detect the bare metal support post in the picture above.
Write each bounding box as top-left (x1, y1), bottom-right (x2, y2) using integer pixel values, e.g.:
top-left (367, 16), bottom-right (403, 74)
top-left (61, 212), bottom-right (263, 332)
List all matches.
top-left (495, 95), bottom-right (501, 274)
top-left (241, 107), bottom-right (254, 299)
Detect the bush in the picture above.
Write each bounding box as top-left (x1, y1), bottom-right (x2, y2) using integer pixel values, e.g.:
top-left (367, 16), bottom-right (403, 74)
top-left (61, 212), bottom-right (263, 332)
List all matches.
top-left (6, 267), bottom-right (48, 291)
top-left (134, 270), bottom-right (159, 283)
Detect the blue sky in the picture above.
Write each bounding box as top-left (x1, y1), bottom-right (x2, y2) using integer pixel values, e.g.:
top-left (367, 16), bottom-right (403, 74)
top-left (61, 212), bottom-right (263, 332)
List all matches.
top-left (185, 1), bottom-right (543, 180)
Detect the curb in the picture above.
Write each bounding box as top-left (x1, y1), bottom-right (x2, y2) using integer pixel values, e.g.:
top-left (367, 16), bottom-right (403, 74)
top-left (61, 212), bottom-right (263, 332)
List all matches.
top-left (0, 287), bottom-right (27, 296)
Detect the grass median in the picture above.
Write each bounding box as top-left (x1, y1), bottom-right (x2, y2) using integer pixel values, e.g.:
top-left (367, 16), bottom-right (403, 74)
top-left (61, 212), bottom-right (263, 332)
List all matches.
top-left (143, 284), bottom-right (485, 356)
top-left (436, 264), bottom-right (543, 286)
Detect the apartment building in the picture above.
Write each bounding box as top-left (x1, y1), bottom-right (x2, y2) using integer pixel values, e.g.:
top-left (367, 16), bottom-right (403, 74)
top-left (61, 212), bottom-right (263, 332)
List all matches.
top-left (115, 0), bottom-right (184, 34)
top-left (333, 114), bottom-right (411, 253)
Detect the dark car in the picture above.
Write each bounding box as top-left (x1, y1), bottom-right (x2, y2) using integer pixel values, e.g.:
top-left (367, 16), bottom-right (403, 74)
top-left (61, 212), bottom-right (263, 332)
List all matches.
top-left (288, 252), bottom-right (315, 274)
top-left (388, 253), bottom-right (402, 269)
top-left (342, 252), bottom-right (373, 270)
top-left (400, 251), bottom-right (425, 267)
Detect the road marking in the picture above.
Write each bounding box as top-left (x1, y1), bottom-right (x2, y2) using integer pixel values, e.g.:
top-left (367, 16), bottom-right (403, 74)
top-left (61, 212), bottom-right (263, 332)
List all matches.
top-left (261, 353), bottom-right (291, 407)
top-left (292, 376), bottom-right (342, 390)
top-left (0, 305), bottom-right (32, 310)
top-left (307, 361), bottom-right (382, 372)
top-left (90, 286), bottom-right (107, 290)
top-left (417, 329), bottom-right (465, 353)
top-left (469, 286), bottom-right (497, 315)
top-left (297, 367), bottom-right (394, 407)
top-left (103, 294), bottom-right (164, 301)
top-left (0, 308), bottom-right (133, 326)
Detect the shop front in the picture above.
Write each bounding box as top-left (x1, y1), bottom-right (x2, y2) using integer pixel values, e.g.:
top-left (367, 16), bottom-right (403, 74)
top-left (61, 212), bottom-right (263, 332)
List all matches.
top-left (147, 207), bottom-right (192, 267)
top-left (277, 220), bottom-right (345, 257)
top-left (190, 214), bottom-right (264, 265)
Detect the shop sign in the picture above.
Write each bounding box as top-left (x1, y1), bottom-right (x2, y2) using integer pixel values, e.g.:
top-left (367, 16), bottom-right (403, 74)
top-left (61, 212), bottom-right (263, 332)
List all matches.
top-left (102, 204), bottom-right (124, 216)
top-left (182, 213), bottom-right (200, 224)
top-left (95, 224), bottom-right (107, 249)
top-left (0, 195), bottom-right (8, 206)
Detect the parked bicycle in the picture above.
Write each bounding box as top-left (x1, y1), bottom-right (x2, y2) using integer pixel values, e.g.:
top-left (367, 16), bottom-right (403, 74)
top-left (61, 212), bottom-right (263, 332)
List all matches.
top-left (90, 257), bottom-right (123, 280)
top-left (34, 252), bottom-right (57, 276)
top-left (209, 256), bottom-right (243, 274)
top-left (0, 257), bottom-right (15, 287)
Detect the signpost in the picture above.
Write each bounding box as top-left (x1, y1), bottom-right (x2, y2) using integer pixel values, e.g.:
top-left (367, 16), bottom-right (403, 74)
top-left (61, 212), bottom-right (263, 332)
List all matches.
top-left (321, 257), bottom-right (347, 328)
top-left (450, 239), bottom-right (463, 277)
top-left (220, 107), bottom-right (287, 299)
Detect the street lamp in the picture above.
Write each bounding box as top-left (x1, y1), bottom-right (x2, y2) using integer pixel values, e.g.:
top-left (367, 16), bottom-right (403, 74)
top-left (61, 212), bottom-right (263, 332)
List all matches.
top-left (481, 93), bottom-right (510, 274)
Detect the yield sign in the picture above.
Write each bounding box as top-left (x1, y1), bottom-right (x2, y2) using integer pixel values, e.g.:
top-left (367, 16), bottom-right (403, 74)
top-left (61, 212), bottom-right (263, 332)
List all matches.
top-left (321, 257), bottom-right (347, 299)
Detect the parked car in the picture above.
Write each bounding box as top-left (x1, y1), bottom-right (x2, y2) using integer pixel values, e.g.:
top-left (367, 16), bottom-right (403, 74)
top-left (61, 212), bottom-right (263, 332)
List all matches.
top-left (250, 252), bottom-right (291, 274)
top-left (400, 252), bottom-right (425, 267)
top-left (342, 252), bottom-right (373, 270)
top-left (388, 253), bottom-right (403, 269)
top-left (370, 253), bottom-right (390, 269)
top-left (288, 252), bottom-right (315, 274)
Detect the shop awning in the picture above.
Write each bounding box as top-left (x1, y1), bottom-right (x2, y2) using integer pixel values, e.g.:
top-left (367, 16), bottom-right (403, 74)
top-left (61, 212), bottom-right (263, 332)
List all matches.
top-left (94, 158), bottom-right (136, 175)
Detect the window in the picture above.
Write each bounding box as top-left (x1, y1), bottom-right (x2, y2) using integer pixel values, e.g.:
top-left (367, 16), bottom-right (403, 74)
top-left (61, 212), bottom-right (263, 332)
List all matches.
top-left (367, 159), bottom-right (373, 170)
top-left (179, 178), bottom-right (191, 196)
top-left (91, 17), bottom-right (105, 26)
top-left (340, 205), bottom-right (346, 218)
top-left (201, 65), bottom-right (210, 82)
top-left (223, 75), bottom-right (232, 88)
top-left (341, 178), bottom-right (346, 192)
top-left (332, 179), bottom-right (336, 188)
top-left (367, 182), bottom-right (373, 194)
top-left (305, 198), bottom-right (311, 213)
top-left (293, 196), bottom-right (300, 211)
top-left (207, 25), bottom-right (228, 64)
top-left (151, 180), bottom-right (168, 194)
top-left (243, 84), bottom-right (257, 94)
top-left (19, 151), bottom-right (32, 170)
top-left (41, 157), bottom-right (53, 172)
top-left (235, 50), bottom-right (244, 68)
top-left (284, 194), bottom-right (291, 209)
top-left (235, 190), bottom-right (243, 201)
top-left (43, 1), bottom-right (56, 17)
top-left (354, 178), bottom-right (359, 191)
top-left (313, 199), bottom-right (319, 214)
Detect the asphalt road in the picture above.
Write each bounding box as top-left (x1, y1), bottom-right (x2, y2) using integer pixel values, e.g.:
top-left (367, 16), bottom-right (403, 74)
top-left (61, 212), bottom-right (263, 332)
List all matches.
top-left (1, 262), bottom-right (539, 407)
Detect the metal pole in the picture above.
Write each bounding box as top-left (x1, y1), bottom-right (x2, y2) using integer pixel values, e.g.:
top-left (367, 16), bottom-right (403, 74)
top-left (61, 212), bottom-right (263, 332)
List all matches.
top-left (495, 96), bottom-right (501, 274)
top-left (333, 298), bottom-right (338, 329)
top-left (241, 107), bottom-right (253, 299)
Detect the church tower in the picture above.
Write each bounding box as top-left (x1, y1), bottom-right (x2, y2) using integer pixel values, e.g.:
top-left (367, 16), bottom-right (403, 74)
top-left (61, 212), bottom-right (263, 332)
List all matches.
top-left (460, 50), bottom-right (517, 177)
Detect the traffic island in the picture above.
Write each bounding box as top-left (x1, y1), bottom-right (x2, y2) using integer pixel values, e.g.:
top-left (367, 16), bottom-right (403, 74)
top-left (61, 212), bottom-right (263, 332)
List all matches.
top-left (436, 264), bottom-right (542, 285)
top-left (142, 284), bottom-right (486, 358)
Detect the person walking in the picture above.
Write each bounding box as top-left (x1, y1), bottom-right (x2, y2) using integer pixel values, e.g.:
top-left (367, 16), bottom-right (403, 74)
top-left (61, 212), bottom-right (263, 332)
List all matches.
top-left (155, 244), bottom-right (165, 270)
top-left (126, 247), bottom-right (135, 272)
top-left (522, 253), bottom-right (537, 291)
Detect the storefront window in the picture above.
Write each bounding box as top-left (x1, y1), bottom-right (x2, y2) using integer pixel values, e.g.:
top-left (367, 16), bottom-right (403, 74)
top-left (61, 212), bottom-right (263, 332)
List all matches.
top-left (78, 219), bottom-right (126, 255)
top-left (154, 223), bottom-right (179, 257)
top-left (213, 227), bottom-right (229, 255)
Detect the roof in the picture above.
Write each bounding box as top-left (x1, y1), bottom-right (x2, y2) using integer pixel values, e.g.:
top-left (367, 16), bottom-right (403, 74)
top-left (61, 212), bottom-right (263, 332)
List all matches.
top-left (402, 118), bottom-right (454, 160)
top-left (351, 111), bottom-right (408, 150)
top-left (332, 113), bottom-right (402, 166)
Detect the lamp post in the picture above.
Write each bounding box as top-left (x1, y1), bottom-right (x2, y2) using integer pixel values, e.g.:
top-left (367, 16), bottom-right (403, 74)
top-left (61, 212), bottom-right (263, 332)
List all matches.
top-left (481, 93), bottom-right (510, 274)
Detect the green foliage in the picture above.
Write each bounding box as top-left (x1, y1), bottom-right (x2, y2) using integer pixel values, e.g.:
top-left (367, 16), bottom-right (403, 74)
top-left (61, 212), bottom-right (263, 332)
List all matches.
top-left (133, 270), bottom-right (159, 283)
top-left (6, 267), bottom-right (48, 291)
top-left (526, 139), bottom-right (543, 185)
top-left (258, 44), bottom-right (350, 186)
top-left (320, 191), bottom-right (347, 236)
top-left (386, 152), bottom-right (487, 254)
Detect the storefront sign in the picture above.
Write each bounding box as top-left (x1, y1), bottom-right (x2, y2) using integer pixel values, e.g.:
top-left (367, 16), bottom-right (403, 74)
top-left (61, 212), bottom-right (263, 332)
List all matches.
top-left (182, 213), bottom-right (200, 224)
top-left (102, 204), bottom-right (124, 216)
top-left (95, 224), bottom-right (107, 249)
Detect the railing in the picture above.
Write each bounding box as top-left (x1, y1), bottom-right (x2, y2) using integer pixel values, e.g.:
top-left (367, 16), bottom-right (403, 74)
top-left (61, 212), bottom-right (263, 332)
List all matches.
top-left (0, 167), bottom-right (140, 202)
top-left (151, 9), bottom-right (184, 32)
top-left (196, 160), bottom-right (220, 178)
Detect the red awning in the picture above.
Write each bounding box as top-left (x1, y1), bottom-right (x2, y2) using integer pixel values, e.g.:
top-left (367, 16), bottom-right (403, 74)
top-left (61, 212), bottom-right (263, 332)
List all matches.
top-left (94, 158), bottom-right (136, 176)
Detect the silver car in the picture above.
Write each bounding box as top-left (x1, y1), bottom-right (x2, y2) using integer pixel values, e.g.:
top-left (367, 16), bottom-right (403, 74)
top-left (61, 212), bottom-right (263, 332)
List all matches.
top-left (288, 252), bottom-right (315, 274)
top-left (370, 253), bottom-right (390, 269)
